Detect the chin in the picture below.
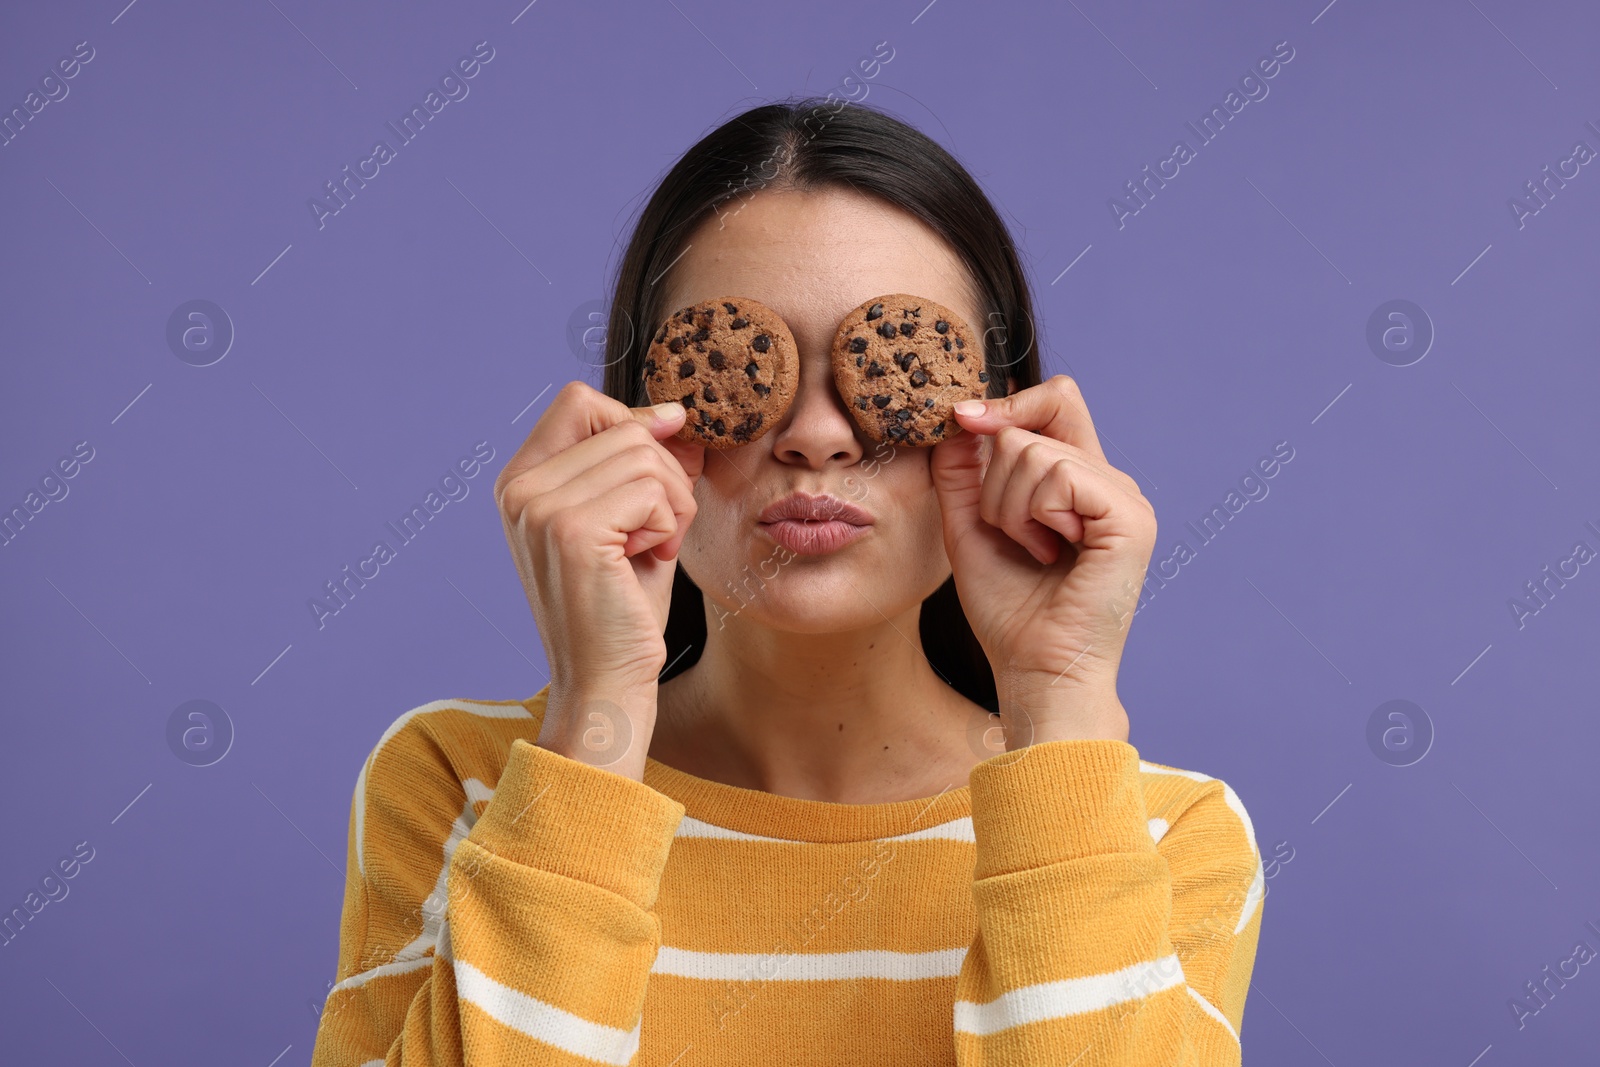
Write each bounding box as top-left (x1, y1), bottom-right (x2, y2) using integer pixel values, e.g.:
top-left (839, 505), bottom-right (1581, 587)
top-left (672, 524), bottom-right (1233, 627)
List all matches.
top-left (703, 568), bottom-right (890, 632)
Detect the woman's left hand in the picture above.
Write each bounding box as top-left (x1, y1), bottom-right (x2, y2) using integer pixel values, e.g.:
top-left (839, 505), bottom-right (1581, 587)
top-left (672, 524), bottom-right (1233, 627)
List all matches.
top-left (930, 374), bottom-right (1157, 744)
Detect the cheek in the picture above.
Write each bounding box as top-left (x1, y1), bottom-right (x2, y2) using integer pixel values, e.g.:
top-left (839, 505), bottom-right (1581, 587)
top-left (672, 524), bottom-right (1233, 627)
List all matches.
top-left (675, 458), bottom-right (756, 582)
top-left (866, 453), bottom-right (946, 554)
top-left (872, 459), bottom-right (953, 599)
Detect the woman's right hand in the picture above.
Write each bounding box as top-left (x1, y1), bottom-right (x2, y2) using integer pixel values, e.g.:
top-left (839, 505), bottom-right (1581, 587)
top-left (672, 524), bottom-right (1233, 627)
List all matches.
top-left (492, 381), bottom-right (701, 779)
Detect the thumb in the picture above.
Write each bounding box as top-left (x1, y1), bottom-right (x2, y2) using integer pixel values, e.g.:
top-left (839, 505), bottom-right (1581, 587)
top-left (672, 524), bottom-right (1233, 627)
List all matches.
top-left (637, 399), bottom-right (686, 431)
top-left (929, 421), bottom-right (988, 544)
top-left (634, 400), bottom-right (706, 486)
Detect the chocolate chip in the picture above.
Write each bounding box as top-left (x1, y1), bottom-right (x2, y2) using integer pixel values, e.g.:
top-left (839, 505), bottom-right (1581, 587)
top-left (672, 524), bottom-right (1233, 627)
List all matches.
top-left (977, 371), bottom-right (989, 382)
top-left (865, 302), bottom-right (883, 321)
top-left (935, 320), bottom-right (949, 334)
top-left (955, 337), bottom-right (964, 349)
top-left (669, 336), bottom-right (686, 354)
top-left (732, 412), bottom-right (763, 442)
top-left (654, 326), bottom-right (668, 344)
top-left (956, 352), bottom-right (965, 362)
top-left (745, 360), bottom-right (759, 378)
top-left (895, 409), bottom-right (912, 422)
top-left (856, 354), bottom-right (864, 367)
top-left (731, 317), bottom-right (749, 330)
top-left (691, 327), bottom-right (710, 344)
top-left (752, 382), bottom-right (771, 397)
top-left (681, 393), bottom-right (696, 407)
top-left (678, 359), bottom-right (696, 378)
top-left (898, 322), bottom-right (915, 337)
top-left (924, 397), bottom-right (934, 408)
top-left (909, 369), bottom-right (928, 387)
top-left (876, 323), bottom-right (897, 339)
top-left (644, 358), bottom-right (657, 375)
top-left (895, 351), bottom-right (915, 371)
top-left (856, 396), bottom-right (869, 410)
top-left (872, 395), bottom-right (890, 408)
top-left (942, 338), bottom-right (952, 351)
top-left (680, 310), bottom-right (695, 325)
top-left (866, 360), bottom-right (886, 377)
top-left (723, 302), bottom-right (739, 314)
top-left (849, 336), bottom-right (868, 354)
top-left (703, 384), bottom-right (719, 402)
top-left (752, 334), bottom-right (771, 353)
top-left (709, 349), bottom-right (726, 371)
top-left (932, 423), bottom-right (945, 437)
top-left (711, 418), bottom-right (726, 436)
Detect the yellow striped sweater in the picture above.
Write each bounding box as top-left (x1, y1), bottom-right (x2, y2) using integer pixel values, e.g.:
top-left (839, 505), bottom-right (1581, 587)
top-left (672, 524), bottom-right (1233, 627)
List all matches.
top-left (310, 685), bottom-right (1264, 1066)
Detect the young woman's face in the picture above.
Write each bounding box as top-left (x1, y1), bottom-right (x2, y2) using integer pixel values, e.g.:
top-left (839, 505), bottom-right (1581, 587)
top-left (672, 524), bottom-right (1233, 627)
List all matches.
top-left (660, 184), bottom-right (987, 635)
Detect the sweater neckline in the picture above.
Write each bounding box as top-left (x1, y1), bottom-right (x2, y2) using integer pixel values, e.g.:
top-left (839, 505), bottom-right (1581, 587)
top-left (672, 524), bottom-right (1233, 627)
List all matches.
top-left (641, 754), bottom-right (974, 845)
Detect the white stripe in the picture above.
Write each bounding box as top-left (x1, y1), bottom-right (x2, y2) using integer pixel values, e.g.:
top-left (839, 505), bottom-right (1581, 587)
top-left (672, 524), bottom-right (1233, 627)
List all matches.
top-left (355, 700), bottom-right (531, 877)
top-left (954, 954), bottom-right (1185, 1036)
top-left (672, 816), bottom-right (791, 842)
top-left (437, 912), bottom-right (454, 960)
top-left (328, 953), bottom-right (433, 995)
top-left (1138, 761), bottom-right (1258, 857)
top-left (1138, 761), bottom-right (1211, 783)
top-left (1186, 984), bottom-right (1239, 1041)
top-left (673, 814), bottom-right (974, 843)
top-left (652, 945), bottom-right (967, 981)
top-left (1235, 856), bottom-right (1265, 934)
top-left (1138, 762), bottom-right (1262, 934)
top-left (1147, 817), bottom-right (1170, 843)
top-left (440, 892), bottom-right (642, 1064)
top-left (891, 817), bottom-right (975, 843)
top-left (390, 791), bottom-right (489, 963)
top-left (453, 956), bottom-right (641, 1065)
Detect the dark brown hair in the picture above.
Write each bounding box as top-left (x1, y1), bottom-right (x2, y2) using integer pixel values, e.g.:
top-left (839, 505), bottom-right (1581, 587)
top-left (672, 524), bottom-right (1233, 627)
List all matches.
top-left (599, 97), bottom-right (1043, 713)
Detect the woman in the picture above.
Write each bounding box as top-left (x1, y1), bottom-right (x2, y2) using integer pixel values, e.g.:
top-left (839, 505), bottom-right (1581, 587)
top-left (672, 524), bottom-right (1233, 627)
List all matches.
top-left (311, 99), bottom-right (1263, 1066)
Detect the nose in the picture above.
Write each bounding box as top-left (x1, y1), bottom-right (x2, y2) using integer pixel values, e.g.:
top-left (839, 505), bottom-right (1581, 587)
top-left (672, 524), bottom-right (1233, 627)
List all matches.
top-left (766, 349), bottom-right (866, 469)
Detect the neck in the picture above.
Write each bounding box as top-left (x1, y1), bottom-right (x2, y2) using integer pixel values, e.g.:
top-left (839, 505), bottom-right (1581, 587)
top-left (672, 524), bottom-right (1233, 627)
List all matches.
top-left (652, 601), bottom-right (983, 804)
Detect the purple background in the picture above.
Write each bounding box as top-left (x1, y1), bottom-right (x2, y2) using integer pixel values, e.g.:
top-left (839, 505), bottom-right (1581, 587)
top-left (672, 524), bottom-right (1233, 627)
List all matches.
top-left (3, 0), bottom-right (1597, 1063)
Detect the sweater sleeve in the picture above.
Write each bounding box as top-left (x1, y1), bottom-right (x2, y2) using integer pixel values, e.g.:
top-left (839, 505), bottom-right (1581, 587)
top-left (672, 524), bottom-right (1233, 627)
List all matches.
top-left (955, 739), bottom-right (1264, 1065)
top-left (310, 729), bottom-right (687, 1067)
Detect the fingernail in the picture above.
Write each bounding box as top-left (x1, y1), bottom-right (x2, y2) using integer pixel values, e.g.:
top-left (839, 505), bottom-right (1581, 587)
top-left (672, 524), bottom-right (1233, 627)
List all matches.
top-left (953, 400), bottom-right (986, 417)
top-left (652, 401), bottom-right (684, 422)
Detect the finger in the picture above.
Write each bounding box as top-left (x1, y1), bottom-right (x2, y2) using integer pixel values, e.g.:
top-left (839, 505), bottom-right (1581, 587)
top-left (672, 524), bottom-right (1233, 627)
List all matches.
top-left (655, 429), bottom-right (707, 489)
top-left (929, 414), bottom-right (989, 540)
top-left (1026, 449), bottom-right (1140, 552)
top-left (980, 428), bottom-right (1072, 564)
top-left (498, 392), bottom-right (698, 547)
top-left (993, 435), bottom-right (1083, 564)
top-left (520, 414), bottom-right (694, 503)
top-left (557, 474), bottom-right (681, 562)
top-left (952, 374), bottom-right (1109, 465)
top-left (497, 380), bottom-right (699, 495)
top-left (527, 442), bottom-right (699, 561)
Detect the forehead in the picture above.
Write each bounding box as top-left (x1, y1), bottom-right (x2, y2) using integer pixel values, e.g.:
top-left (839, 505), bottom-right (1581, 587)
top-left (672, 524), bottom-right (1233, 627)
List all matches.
top-left (659, 185), bottom-right (982, 342)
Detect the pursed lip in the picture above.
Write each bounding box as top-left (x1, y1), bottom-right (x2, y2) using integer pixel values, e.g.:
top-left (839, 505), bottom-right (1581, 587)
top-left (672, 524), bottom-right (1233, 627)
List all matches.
top-left (757, 491), bottom-right (874, 526)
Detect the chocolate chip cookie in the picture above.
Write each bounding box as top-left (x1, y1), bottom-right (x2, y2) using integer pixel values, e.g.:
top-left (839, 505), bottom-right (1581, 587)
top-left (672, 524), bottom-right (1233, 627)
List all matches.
top-left (643, 296), bottom-right (799, 449)
top-left (830, 293), bottom-right (988, 446)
